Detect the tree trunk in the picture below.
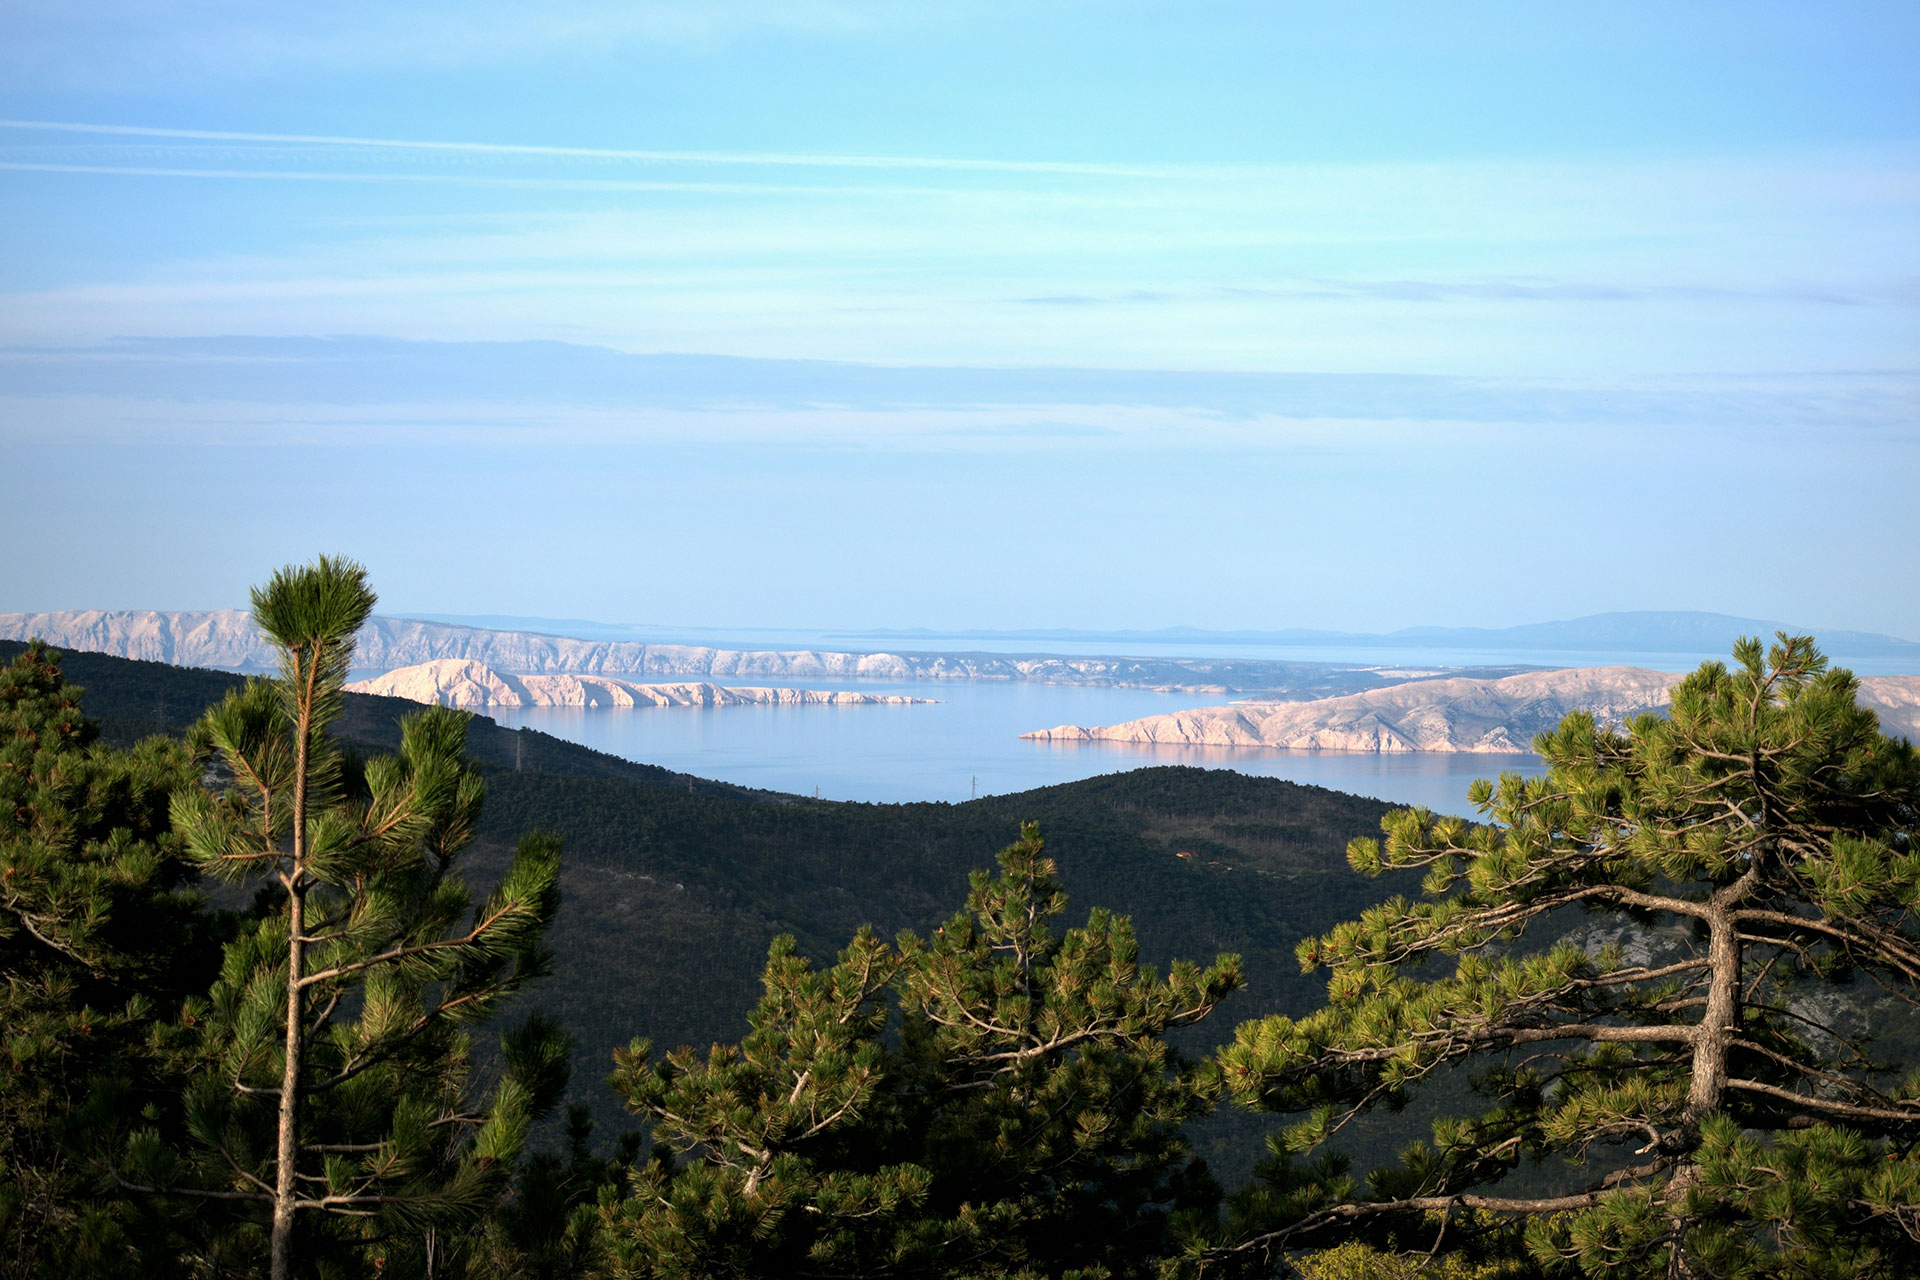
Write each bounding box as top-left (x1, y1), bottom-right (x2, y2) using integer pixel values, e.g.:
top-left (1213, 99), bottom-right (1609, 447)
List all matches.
top-left (1670, 871), bottom-right (1756, 1277)
top-left (1686, 907), bottom-right (1740, 1117)
top-left (1687, 869), bottom-right (1755, 1117)
top-left (271, 883), bottom-right (305, 1280)
top-left (271, 654), bottom-right (317, 1280)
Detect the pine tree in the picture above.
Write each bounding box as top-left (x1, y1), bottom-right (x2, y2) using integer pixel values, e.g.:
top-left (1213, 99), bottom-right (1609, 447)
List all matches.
top-left (112, 557), bottom-right (566, 1280)
top-left (1195, 637), bottom-right (1920, 1277)
top-left (603, 823), bottom-right (1243, 1279)
top-left (0, 642), bottom-right (213, 1278)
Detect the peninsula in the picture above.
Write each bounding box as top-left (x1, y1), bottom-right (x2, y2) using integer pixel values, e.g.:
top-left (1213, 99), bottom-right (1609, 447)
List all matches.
top-left (346, 659), bottom-right (934, 710)
top-left (1023, 666), bottom-right (1920, 752)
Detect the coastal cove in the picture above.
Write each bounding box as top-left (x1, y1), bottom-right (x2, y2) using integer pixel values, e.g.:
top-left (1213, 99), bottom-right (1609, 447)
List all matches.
top-left (478, 677), bottom-right (1551, 812)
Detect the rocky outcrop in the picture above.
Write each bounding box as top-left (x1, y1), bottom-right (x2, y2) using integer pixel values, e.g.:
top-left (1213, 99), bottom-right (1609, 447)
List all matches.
top-left (345, 659), bottom-right (933, 710)
top-left (1024, 668), bottom-right (1920, 753)
top-left (1863, 675), bottom-right (1920, 735)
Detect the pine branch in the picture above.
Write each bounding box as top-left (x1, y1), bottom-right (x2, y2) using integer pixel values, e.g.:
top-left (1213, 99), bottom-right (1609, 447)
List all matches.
top-left (297, 897), bottom-right (522, 988)
top-left (1199, 1157), bottom-right (1680, 1269)
top-left (1724, 1077), bottom-right (1920, 1127)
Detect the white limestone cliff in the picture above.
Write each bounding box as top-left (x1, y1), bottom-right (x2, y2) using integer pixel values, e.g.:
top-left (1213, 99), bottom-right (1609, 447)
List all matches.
top-left (345, 659), bottom-right (934, 710)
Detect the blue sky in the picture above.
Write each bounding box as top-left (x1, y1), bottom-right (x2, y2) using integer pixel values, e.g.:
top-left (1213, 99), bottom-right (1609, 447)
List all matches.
top-left (1, 2), bottom-right (1916, 636)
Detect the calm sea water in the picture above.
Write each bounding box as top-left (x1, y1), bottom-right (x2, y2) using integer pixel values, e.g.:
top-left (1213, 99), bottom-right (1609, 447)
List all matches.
top-left (481, 678), bottom-right (1550, 815)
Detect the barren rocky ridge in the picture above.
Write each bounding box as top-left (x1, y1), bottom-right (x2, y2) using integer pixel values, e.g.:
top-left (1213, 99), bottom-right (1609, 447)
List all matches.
top-left (346, 659), bottom-right (933, 709)
top-left (0, 609), bottom-right (1469, 695)
top-left (1024, 666), bottom-right (1920, 752)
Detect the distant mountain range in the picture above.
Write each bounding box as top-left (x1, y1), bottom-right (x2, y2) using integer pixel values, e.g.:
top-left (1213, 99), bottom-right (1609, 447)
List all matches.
top-left (0, 610), bottom-right (1515, 695)
top-left (2, 611), bottom-right (1912, 700)
top-left (407, 610), bottom-right (1919, 657)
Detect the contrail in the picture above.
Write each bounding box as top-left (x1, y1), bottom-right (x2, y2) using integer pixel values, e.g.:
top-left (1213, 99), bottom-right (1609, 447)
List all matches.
top-left (0, 160), bottom-right (927, 196)
top-left (0, 119), bottom-right (1163, 178)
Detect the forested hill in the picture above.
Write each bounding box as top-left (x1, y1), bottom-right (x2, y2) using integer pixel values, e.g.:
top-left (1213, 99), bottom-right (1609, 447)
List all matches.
top-left (471, 766), bottom-right (1397, 1137)
top-left (6, 640), bottom-right (1406, 1151)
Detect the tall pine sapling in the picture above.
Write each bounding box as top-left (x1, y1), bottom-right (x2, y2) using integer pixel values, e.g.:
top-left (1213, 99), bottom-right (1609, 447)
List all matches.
top-left (605, 823), bottom-right (1242, 1279)
top-left (115, 558), bottom-right (565, 1280)
top-left (1198, 637), bottom-right (1920, 1278)
top-left (891, 824), bottom-right (1244, 1277)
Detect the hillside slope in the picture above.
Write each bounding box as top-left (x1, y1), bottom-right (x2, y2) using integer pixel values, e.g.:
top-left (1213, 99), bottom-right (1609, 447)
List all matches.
top-left (5, 640), bottom-right (1402, 1162)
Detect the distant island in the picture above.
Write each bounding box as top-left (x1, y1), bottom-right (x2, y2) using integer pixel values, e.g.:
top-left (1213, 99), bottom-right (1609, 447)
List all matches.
top-left (346, 659), bottom-right (935, 709)
top-left (1025, 666), bottom-right (1920, 753)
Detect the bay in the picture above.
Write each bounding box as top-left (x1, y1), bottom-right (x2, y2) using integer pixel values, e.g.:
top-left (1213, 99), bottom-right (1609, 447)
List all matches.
top-left (480, 677), bottom-right (1549, 815)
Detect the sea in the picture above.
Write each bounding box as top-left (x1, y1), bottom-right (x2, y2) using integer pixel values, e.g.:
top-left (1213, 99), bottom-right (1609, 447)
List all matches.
top-left (470, 636), bottom-right (1920, 815)
top-left (460, 629), bottom-right (1920, 814)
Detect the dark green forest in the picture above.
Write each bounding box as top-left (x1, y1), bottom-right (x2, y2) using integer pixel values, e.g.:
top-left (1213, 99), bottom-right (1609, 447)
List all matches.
top-left (4, 568), bottom-right (1918, 1279)
top-left (1, 637), bottom-right (1400, 1142)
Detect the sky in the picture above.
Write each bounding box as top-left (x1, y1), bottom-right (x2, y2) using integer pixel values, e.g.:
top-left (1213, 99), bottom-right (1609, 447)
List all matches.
top-left (1, 2), bottom-right (1916, 637)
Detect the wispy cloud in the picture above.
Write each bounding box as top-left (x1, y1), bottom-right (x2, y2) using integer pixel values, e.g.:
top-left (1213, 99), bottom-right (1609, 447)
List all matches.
top-left (1033, 278), bottom-right (1897, 308)
top-left (3, 118), bottom-right (1915, 378)
top-left (0, 119), bottom-right (1165, 178)
top-left (0, 160), bottom-right (947, 198)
